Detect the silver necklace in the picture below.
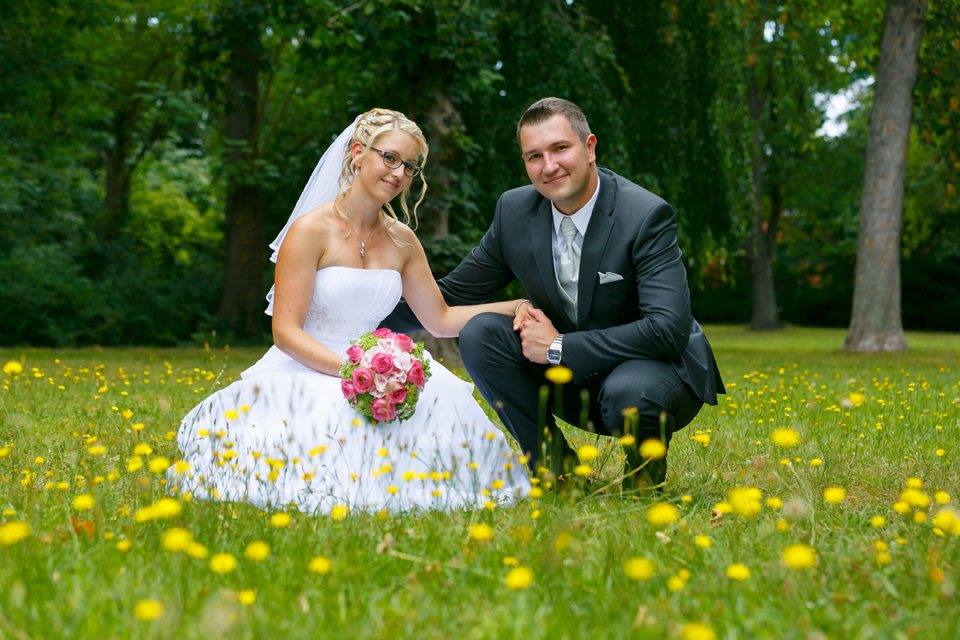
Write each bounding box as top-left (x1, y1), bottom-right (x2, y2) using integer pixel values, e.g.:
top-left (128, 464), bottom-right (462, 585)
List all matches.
top-left (347, 214), bottom-right (377, 257)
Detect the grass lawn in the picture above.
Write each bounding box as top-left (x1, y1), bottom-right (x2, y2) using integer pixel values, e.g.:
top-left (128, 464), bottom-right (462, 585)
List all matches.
top-left (1, 325), bottom-right (958, 639)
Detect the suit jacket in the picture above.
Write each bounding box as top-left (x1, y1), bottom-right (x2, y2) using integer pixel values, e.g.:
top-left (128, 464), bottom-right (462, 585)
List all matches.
top-left (383, 167), bottom-right (725, 405)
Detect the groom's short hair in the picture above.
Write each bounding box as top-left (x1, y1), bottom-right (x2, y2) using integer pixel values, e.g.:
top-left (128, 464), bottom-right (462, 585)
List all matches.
top-left (516, 98), bottom-right (592, 146)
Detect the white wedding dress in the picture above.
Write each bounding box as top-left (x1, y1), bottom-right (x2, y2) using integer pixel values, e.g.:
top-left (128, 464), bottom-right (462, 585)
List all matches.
top-left (170, 266), bottom-right (530, 514)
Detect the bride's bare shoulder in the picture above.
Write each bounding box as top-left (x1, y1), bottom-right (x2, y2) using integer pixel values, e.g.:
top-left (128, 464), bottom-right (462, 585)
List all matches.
top-left (288, 202), bottom-right (347, 239)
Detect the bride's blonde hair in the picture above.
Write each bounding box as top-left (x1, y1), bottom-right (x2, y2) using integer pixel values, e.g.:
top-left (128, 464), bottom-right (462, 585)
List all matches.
top-left (334, 108), bottom-right (429, 243)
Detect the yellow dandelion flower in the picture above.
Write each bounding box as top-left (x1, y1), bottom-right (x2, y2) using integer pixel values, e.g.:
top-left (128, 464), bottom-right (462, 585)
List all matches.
top-left (847, 392), bottom-right (866, 407)
top-left (308, 556), bottom-right (333, 575)
top-left (88, 445), bottom-right (106, 456)
top-left (133, 443), bottom-right (153, 456)
top-left (573, 464), bottom-right (593, 477)
top-left (726, 563), bottom-right (751, 581)
top-left (870, 515), bottom-right (887, 528)
top-left (713, 502), bottom-right (733, 514)
top-left (133, 599), bottom-right (163, 621)
top-left (505, 566), bottom-right (535, 590)
top-left (116, 539), bottom-right (132, 552)
top-left (185, 542), bottom-right (208, 559)
top-left (667, 575), bottom-right (686, 591)
top-left (680, 622), bottom-right (717, 640)
top-left (544, 366), bottom-right (573, 384)
top-left (491, 479), bottom-right (505, 490)
top-left (173, 461), bottom-right (190, 474)
top-left (70, 494), bottom-right (95, 512)
top-left (681, 495), bottom-right (692, 502)
top-left (766, 497), bottom-right (783, 510)
top-left (935, 491), bottom-right (950, 504)
top-left (3, 361), bottom-right (24, 375)
top-left (728, 487), bottom-right (762, 517)
top-left (823, 487), bottom-right (846, 504)
top-left (936, 448), bottom-right (945, 457)
top-left (131, 423), bottom-right (145, 432)
top-left (330, 505), bottom-right (349, 521)
top-left (238, 590), bottom-right (256, 605)
top-left (121, 409), bottom-right (134, 420)
top-left (775, 520), bottom-right (790, 532)
top-left (245, 541), bottom-right (270, 562)
top-left (646, 502), bottom-right (679, 526)
top-left (694, 535), bottom-right (712, 548)
top-left (893, 501), bottom-right (911, 514)
top-left (623, 557), bottom-right (656, 581)
top-left (901, 488), bottom-right (930, 509)
top-left (639, 439), bottom-right (667, 460)
top-left (876, 551), bottom-right (892, 565)
top-left (577, 445), bottom-right (600, 461)
top-left (387, 486), bottom-right (399, 495)
top-left (780, 544), bottom-right (817, 570)
top-left (223, 410), bottom-right (238, 420)
top-left (148, 457), bottom-right (170, 474)
top-left (906, 477), bottom-right (923, 489)
top-left (269, 512), bottom-right (291, 528)
top-left (529, 487), bottom-right (543, 498)
top-left (161, 527), bottom-right (193, 553)
top-left (209, 553), bottom-right (237, 574)
top-left (0, 521), bottom-right (31, 546)
top-left (771, 428), bottom-right (800, 448)
top-left (620, 435), bottom-right (636, 446)
top-left (691, 434), bottom-right (711, 445)
top-left (502, 556), bottom-right (519, 566)
top-left (469, 524), bottom-right (494, 541)
top-left (914, 511), bottom-right (927, 524)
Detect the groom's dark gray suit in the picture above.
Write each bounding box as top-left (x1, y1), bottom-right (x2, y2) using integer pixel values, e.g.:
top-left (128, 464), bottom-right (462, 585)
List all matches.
top-left (384, 167), bottom-right (724, 467)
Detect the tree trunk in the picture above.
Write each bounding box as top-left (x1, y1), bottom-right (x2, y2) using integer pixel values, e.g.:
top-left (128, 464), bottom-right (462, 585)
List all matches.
top-left (218, 48), bottom-right (265, 337)
top-left (843, 0), bottom-right (927, 353)
top-left (101, 111), bottom-right (133, 242)
top-left (744, 63), bottom-right (782, 331)
top-left (417, 94), bottom-right (464, 366)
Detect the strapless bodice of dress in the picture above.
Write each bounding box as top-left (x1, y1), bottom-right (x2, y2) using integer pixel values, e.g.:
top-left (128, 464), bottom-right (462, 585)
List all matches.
top-left (247, 267), bottom-right (403, 379)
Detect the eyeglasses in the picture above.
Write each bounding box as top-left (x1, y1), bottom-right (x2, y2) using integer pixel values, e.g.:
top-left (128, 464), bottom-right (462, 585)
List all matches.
top-left (370, 147), bottom-right (422, 178)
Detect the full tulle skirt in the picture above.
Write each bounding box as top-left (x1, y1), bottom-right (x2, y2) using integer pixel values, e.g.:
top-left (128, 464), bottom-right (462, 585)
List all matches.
top-left (169, 349), bottom-right (531, 514)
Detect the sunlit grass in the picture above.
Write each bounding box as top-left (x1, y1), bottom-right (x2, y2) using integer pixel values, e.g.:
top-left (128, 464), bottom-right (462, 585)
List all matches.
top-left (1, 326), bottom-right (959, 639)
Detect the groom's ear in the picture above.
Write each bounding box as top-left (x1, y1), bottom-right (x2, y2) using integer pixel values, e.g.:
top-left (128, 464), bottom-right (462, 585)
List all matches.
top-left (585, 134), bottom-right (597, 165)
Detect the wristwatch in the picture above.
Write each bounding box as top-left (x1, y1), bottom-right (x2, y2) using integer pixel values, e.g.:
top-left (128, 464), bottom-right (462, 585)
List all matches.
top-left (547, 334), bottom-right (564, 366)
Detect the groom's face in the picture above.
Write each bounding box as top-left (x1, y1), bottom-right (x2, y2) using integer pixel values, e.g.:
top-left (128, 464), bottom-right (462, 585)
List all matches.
top-left (519, 114), bottom-right (597, 215)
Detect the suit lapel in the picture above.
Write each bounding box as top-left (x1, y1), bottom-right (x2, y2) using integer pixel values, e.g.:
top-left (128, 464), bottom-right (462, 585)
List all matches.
top-left (576, 172), bottom-right (616, 329)
top-left (531, 197), bottom-right (570, 331)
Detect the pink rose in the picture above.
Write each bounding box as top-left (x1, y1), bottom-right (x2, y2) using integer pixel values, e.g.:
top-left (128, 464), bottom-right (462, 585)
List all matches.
top-left (346, 345), bottom-right (365, 365)
top-left (341, 379), bottom-right (357, 401)
top-left (407, 360), bottom-right (426, 388)
top-left (372, 328), bottom-right (394, 338)
top-left (386, 382), bottom-right (407, 405)
top-left (371, 397), bottom-right (395, 422)
top-left (371, 351), bottom-right (394, 375)
top-left (393, 334), bottom-right (414, 353)
top-left (352, 366), bottom-right (374, 394)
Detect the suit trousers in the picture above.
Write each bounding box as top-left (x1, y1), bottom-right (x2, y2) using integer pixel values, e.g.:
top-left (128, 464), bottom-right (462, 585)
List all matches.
top-left (459, 313), bottom-right (703, 471)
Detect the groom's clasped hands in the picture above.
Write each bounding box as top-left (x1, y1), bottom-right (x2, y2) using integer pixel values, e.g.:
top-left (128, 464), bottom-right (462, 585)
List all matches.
top-left (512, 303), bottom-right (558, 366)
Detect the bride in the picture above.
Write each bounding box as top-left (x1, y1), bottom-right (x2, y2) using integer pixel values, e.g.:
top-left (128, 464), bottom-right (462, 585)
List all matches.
top-left (171, 109), bottom-right (531, 514)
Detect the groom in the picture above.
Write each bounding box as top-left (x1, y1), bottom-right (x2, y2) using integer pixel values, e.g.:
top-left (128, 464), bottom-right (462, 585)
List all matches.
top-left (384, 97), bottom-right (724, 485)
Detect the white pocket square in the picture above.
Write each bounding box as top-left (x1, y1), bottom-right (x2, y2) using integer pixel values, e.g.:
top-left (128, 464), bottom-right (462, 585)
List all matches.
top-left (598, 271), bottom-right (624, 284)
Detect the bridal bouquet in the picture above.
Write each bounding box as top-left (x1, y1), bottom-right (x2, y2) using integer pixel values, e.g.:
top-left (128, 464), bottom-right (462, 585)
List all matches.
top-left (340, 328), bottom-right (432, 424)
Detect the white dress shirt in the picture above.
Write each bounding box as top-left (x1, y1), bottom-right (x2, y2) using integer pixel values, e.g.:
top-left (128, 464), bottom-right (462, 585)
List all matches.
top-left (552, 179), bottom-right (600, 274)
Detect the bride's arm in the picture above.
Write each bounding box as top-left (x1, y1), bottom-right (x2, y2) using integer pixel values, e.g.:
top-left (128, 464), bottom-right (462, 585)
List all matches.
top-left (272, 214), bottom-right (343, 376)
top-left (399, 228), bottom-right (521, 338)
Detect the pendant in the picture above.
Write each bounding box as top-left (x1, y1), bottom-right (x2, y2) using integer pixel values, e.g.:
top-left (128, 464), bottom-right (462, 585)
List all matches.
top-left (360, 242), bottom-right (365, 257)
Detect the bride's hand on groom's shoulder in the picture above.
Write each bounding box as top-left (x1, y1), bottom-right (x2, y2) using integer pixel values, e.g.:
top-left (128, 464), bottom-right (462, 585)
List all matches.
top-left (515, 307), bottom-right (558, 365)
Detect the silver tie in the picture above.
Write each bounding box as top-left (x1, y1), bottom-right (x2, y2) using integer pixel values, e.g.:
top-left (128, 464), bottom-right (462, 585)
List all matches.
top-left (557, 216), bottom-right (580, 323)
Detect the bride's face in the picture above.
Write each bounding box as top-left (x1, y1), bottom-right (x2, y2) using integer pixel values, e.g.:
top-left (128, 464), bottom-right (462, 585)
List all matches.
top-left (353, 130), bottom-right (420, 204)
